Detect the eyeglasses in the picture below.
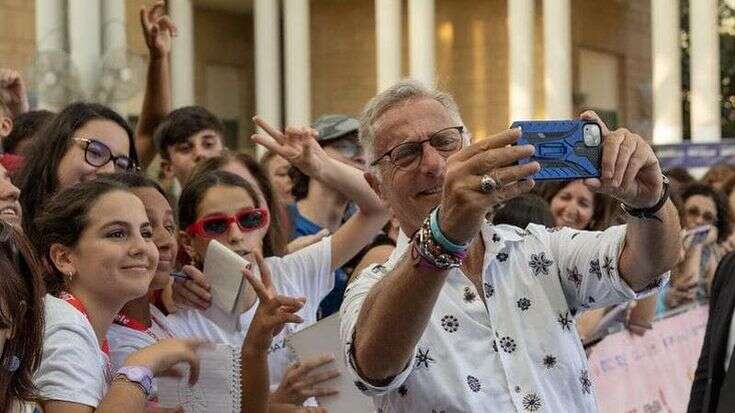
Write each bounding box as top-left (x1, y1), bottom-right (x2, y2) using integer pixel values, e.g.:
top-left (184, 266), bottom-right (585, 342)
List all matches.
top-left (370, 126), bottom-right (464, 171)
top-left (685, 206), bottom-right (715, 224)
top-left (186, 208), bottom-right (269, 238)
top-left (73, 138), bottom-right (136, 172)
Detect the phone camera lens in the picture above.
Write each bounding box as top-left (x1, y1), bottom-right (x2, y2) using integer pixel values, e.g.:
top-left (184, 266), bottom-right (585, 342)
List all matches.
top-left (583, 125), bottom-right (601, 147)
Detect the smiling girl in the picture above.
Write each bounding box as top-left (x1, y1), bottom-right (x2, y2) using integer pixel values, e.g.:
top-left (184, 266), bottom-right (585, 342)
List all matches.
top-left (31, 179), bottom-right (205, 413)
top-left (17, 103), bottom-right (139, 244)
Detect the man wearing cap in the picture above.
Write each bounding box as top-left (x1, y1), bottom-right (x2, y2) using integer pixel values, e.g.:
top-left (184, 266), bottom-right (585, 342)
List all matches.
top-left (340, 80), bottom-right (681, 411)
top-left (288, 114), bottom-right (367, 317)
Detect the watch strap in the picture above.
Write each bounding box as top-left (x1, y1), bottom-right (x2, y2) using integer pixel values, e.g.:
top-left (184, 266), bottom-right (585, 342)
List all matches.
top-left (113, 366), bottom-right (155, 400)
top-left (620, 175), bottom-right (670, 222)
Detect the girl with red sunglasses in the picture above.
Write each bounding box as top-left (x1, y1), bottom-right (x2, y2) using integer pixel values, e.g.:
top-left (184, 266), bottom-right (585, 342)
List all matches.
top-left (166, 121), bottom-right (389, 407)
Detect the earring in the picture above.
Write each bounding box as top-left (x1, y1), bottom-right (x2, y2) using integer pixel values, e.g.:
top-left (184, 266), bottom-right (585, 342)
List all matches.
top-left (4, 355), bottom-right (20, 372)
top-left (67, 271), bottom-right (74, 282)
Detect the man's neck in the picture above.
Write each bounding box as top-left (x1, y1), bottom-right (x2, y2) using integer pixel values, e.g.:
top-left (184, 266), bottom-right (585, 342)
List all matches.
top-left (119, 294), bottom-right (154, 328)
top-left (68, 287), bottom-right (124, 347)
top-left (297, 183), bottom-right (348, 233)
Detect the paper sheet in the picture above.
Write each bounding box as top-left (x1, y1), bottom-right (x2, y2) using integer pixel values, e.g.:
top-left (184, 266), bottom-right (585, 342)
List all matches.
top-left (157, 343), bottom-right (241, 413)
top-left (286, 314), bottom-right (375, 413)
top-left (203, 240), bottom-right (248, 314)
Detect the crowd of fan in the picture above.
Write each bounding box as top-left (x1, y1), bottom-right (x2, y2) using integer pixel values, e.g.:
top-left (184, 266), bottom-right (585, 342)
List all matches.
top-left (0, 2), bottom-right (731, 413)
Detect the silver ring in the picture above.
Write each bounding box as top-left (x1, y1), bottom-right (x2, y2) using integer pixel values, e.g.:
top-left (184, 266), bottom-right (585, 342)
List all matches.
top-left (480, 175), bottom-right (498, 193)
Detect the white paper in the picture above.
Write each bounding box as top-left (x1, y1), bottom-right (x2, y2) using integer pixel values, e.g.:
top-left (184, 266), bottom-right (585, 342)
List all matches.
top-left (157, 343), bottom-right (241, 413)
top-left (286, 314), bottom-right (375, 413)
top-left (203, 240), bottom-right (248, 314)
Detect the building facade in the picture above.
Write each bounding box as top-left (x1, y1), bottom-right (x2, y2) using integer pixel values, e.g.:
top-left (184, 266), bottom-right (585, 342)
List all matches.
top-left (0, 0), bottom-right (726, 154)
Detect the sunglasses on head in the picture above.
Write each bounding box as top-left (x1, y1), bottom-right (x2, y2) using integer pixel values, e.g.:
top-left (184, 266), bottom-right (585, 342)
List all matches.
top-left (186, 208), bottom-right (269, 238)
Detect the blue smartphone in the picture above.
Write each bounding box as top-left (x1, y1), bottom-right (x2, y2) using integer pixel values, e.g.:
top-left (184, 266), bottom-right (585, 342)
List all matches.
top-left (510, 120), bottom-right (603, 181)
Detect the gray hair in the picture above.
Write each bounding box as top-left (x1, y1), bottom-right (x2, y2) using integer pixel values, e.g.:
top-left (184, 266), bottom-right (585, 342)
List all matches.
top-left (358, 79), bottom-right (466, 170)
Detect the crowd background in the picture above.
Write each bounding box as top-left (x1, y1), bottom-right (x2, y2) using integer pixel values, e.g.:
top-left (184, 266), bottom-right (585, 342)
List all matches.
top-left (0, 0), bottom-right (735, 412)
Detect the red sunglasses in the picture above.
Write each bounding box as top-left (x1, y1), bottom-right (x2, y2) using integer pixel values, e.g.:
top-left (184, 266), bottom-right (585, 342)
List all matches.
top-left (186, 208), bottom-right (269, 238)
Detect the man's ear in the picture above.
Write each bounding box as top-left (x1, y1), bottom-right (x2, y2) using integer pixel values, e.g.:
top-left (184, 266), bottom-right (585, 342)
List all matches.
top-left (0, 116), bottom-right (13, 139)
top-left (364, 171), bottom-right (384, 200)
top-left (179, 230), bottom-right (200, 264)
top-left (49, 243), bottom-right (76, 280)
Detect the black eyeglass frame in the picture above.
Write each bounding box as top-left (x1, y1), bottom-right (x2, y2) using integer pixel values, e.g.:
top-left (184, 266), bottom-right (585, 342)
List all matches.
top-left (369, 125), bottom-right (464, 169)
top-left (73, 137), bottom-right (138, 172)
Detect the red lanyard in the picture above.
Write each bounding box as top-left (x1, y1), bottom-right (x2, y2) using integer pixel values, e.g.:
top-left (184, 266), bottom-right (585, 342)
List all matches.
top-left (113, 313), bottom-right (165, 342)
top-left (113, 306), bottom-right (173, 343)
top-left (59, 291), bottom-right (110, 356)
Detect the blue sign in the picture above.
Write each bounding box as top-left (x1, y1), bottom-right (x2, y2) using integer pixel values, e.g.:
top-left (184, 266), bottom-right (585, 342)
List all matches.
top-left (653, 139), bottom-right (735, 169)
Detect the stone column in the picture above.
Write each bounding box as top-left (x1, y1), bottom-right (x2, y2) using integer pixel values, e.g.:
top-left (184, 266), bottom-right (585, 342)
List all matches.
top-left (376, 0), bottom-right (402, 92)
top-left (408, 0), bottom-right (435, 86)
top-left (543, 0), bottom-right (573, 118)
top-left (689, 0), bottom-right (721, 141)
top-left (254, 0), bottom-right (282, 157)
top-left (34, 0), bottom-right (66, 109)
top-left (68, 0), bottom-right (101, 100)
top-left (101, 0), bottom-right (127, 115)
top-left (508, 0), bottom-right (535, 121)
top-left (169, 0), bottom-right (196, 108)
top-left (284, 0), bottom-right (311, 125)
top-left (651, 0), bottom-right (683, 144)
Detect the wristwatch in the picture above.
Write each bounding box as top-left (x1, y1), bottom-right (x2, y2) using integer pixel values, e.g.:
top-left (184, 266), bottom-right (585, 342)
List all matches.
top-left (620, 175), bottom-right (670, 221)
top-left (113, 366), bottom-right (156, 400)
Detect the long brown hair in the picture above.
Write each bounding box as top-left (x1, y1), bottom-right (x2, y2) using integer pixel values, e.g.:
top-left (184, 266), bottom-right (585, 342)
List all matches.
top-left (0, 221), bottom-right (46, 411)
top-left (191, 152), bottom-right (288, 257)
top-left (17, 103), bottom-right (137, 245)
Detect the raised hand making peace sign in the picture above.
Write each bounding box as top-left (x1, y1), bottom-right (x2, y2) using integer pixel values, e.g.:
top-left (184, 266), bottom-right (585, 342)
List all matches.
top-left (252, 116), bottom-right (330, 178)
top-left (140, 1), bottom-right (178, 59)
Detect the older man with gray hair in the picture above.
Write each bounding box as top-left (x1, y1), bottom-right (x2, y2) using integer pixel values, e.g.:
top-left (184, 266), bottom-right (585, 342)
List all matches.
top-left (340, 80), bottom-right (680, 412)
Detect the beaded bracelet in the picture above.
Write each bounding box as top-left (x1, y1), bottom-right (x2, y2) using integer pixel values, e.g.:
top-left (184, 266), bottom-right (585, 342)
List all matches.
top-left (412, 213), bottom-right (468, 270)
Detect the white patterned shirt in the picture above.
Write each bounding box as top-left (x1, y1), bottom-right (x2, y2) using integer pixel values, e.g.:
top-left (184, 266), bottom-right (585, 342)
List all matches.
top-left (340, 223), bottom-right (667, 412)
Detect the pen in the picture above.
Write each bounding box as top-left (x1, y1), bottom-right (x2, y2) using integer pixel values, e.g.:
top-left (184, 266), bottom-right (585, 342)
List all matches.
top-left (170, 271), bottom-right (190, 281)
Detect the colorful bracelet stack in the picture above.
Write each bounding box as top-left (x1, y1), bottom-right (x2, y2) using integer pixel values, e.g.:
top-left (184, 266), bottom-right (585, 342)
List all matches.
top-left (412, 207), bottom-right (468, 270)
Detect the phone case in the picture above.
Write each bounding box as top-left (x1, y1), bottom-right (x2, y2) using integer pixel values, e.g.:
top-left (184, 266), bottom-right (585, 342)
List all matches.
top-left (510, 120), bottom-right (602, 181)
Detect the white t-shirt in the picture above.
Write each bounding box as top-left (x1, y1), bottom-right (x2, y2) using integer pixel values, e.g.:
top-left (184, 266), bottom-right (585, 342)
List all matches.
top-left (34, 295), bottom-right (111, 408)
top-left (165, 237), bottom-right (334, 385)
top-left (108, 304), bottom-right (179, 371)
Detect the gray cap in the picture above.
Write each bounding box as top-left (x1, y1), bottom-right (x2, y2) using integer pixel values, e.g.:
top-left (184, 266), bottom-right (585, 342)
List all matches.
top-left (312, 114), bottom-right (359, 142)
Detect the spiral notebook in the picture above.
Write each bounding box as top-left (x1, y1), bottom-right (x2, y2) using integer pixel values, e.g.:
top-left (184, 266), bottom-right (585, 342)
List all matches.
top-left (286, 314), bottom-right (374, 413)
top-left (157, 343), bottom-right (241, 413)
